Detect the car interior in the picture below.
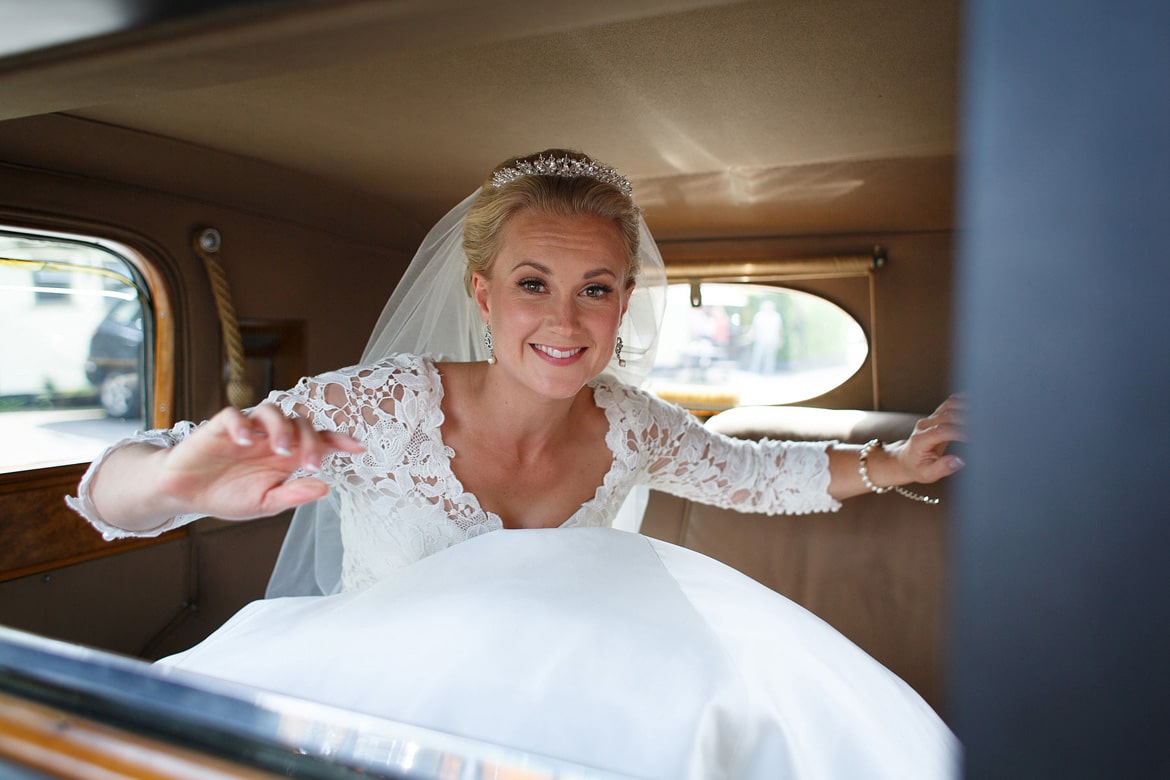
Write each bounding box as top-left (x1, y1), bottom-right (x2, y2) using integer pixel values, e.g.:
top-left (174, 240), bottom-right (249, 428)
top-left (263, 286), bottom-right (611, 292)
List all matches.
top-left (0, 0), bottom-right (1165, 777)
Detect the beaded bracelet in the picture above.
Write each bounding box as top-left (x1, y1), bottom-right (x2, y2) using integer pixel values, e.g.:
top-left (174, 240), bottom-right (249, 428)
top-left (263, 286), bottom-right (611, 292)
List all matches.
top-left (857, 439), bottom-right (940, 505)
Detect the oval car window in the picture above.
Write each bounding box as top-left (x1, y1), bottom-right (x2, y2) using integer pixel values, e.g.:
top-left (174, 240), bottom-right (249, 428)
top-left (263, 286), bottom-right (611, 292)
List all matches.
top-left (646, 283), bottom-right (867, 409)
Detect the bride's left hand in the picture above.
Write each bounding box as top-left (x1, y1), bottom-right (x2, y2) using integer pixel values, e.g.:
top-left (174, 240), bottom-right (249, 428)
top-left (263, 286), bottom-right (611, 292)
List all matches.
top-left (884, 395), bottom-right (967, 485)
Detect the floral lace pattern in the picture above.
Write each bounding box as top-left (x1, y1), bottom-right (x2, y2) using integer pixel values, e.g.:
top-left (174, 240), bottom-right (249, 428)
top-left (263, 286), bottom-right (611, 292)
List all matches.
top-left (595, 379), bottom-right (840, 517)
top-left (70, 354), bottom-right (838, 591)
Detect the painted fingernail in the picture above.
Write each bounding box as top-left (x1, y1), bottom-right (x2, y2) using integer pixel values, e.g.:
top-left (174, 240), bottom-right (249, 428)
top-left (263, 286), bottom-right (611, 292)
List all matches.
top-left (275, 444), bottom-right (292, 457)
top-left (236, 434), bottom-right (252, 446)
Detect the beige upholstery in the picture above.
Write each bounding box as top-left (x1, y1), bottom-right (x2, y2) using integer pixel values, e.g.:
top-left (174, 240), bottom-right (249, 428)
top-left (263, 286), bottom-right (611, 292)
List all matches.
top-left (640, 406), bottom-right (948, 713)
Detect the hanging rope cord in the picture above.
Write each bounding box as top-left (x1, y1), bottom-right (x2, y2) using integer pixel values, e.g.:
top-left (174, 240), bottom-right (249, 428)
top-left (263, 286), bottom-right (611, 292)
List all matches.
top-left (192, 228), bottom-right (252, 408)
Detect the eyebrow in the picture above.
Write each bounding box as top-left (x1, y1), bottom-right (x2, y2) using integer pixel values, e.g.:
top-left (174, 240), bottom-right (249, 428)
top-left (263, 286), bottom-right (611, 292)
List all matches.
top-left (510, 261), bottom-right (619, 280)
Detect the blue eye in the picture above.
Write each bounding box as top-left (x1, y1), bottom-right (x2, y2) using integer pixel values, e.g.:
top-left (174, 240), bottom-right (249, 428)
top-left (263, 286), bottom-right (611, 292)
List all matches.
top-left (519, 278), bottom-right (546, 293)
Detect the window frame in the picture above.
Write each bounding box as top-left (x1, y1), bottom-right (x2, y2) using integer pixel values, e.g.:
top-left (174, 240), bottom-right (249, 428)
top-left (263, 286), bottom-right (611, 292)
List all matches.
top-left (0, 218), bottom-right (177, 582)
top-left (0, 221), bottom-right (176, 449)
top-left (648, 280), bottom-right (871, 413)
top-left (658, 245), bottom-right (885, 412)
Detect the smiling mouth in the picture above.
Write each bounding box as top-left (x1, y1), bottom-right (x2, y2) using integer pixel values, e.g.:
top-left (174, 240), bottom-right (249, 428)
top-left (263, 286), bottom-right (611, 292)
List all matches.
top-left (532, 344), bottom-right (585, 360)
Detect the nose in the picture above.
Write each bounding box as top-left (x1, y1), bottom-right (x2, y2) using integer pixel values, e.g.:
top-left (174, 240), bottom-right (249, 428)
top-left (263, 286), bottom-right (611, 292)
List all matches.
top-left (547, 292), bottom-right (580, 334)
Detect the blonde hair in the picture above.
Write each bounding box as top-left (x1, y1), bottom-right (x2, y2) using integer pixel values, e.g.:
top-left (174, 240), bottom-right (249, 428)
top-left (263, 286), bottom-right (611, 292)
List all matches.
top-left (462, 149), bottom-right (641, 294)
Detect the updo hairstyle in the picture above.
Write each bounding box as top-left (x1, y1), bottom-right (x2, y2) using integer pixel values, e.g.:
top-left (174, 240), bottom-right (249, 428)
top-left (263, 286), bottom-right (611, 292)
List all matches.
top-left (462, 149), bottom-right (641, 294)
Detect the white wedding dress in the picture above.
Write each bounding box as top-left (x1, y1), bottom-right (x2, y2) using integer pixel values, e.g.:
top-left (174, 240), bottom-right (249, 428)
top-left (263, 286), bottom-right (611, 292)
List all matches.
top-left (67, 173), bottom-right (958, 777)
top-left (157, 528), bottom-right (957, 779)
top-left (71, 353), bottom-right (840, 591)
top-left (71, 355), bottom-right (957, 778)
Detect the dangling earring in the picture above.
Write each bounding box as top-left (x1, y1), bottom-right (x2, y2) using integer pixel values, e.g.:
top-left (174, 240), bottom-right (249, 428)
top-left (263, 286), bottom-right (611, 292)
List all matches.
top-left (615, 336), bottom-right (626, 368)
top-left (484, 324), bottom-right (496, 365)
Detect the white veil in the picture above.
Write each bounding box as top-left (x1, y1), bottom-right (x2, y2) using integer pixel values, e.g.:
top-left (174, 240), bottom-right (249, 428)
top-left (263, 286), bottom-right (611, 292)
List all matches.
top-left (266, 189), bottom-right (668, 597)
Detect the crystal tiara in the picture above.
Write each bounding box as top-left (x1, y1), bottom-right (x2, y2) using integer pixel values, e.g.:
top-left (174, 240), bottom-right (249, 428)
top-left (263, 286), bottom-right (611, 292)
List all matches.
top-left (490, 153), bottom-right (633, 198)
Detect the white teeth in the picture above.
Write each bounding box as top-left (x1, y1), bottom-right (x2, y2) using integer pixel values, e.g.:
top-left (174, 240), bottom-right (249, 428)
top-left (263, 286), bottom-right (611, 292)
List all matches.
top-left (534, 344), bottom-right (582, 359)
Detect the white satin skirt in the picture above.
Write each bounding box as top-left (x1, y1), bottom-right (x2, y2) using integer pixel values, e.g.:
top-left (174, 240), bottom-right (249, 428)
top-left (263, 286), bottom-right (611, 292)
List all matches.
top-left (159, 527), bottom-right (958, 779)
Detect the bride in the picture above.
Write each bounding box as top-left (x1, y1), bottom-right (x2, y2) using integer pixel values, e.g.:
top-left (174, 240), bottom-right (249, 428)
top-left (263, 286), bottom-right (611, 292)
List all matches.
top-left (68, 149), bottom-right (964, 778)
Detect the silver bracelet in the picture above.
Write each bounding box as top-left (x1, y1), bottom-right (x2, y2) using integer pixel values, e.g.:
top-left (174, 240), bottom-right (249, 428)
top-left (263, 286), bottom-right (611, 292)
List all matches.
top-left (857, 439), bottom-right (940, 505)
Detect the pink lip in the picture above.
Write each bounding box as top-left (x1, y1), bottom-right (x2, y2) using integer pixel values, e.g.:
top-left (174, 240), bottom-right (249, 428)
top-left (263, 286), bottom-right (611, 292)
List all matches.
top-left (530, 344), bottom-right (587, 364)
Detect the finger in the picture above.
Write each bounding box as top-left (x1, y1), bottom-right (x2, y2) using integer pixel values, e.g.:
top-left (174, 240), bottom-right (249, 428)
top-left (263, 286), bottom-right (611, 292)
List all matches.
top-left (910, 421), bottom-right (969, 454)
top-left (903, 428), bottom-right (968, 470)
top-left (936, 394), bottom-right (965, 415)
top-left (914, 412), bottom-right (961, 436)
top-left (297, 423), bottom-right (365, 462)
top-left (920, 402), bottom-right (962, 425)
top-left (259, 477), bottom-right (331, 515)
top-left (244, 406), bottom-right (363, 469)
top-left (917, 452), bottom-right (966, 484)
top-left (248, 404), bottom-right (302, 457)
top-left (290, 414), bottom-right (330, 472)
top-left (928, 393), bottom-right (964, 417)
top-left (320, 430), bottom-right (366, 454)
top-left (210, 405), bottom-right (255, 447)
top-left (918, 395), bottom-right (965, 420)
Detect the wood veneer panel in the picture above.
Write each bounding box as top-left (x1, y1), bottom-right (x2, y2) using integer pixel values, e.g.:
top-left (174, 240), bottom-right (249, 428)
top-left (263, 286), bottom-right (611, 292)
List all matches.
top-left (0, 463), bottom-right (182, 582)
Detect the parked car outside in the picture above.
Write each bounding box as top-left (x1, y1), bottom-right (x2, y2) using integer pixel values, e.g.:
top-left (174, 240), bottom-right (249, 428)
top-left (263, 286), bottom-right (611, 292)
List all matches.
top-left (84, 298), bottom-right (143, 418)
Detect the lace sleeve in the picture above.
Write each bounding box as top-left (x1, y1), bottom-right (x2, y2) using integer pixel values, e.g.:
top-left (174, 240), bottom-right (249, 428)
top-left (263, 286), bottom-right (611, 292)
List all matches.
top-left (67, 359), bottom-right (383, 542)
top-left (618, 386), bottom-right (841, 516)
top-left (265, 371), bottom-right (360, 438)
top-left (264, 355), bottom-right (445, 478)
top-left (66, 421), bottom-right (207, 540)
top-left (263, 355), bottom-right (429, 443)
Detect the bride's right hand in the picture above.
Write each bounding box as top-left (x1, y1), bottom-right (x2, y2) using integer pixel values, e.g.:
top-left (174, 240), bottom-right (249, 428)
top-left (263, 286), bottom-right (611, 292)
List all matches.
top-left (153, 404), bottom-right (365, 521)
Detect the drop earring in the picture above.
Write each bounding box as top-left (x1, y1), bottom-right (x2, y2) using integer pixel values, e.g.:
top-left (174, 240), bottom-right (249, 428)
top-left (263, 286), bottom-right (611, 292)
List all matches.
top-left (615, 336), bottom-right (626, 368)
top-left (484, 324), bottom-right (496, 365)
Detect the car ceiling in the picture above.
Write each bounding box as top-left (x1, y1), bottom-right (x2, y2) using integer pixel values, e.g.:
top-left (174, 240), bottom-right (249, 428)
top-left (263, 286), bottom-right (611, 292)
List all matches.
top-left (0, 0), bottom-right (960, 240)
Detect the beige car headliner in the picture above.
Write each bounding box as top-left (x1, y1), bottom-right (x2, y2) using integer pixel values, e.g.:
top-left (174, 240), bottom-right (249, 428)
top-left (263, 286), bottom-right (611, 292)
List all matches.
top-left (0, 0), bottom-right (959, 240)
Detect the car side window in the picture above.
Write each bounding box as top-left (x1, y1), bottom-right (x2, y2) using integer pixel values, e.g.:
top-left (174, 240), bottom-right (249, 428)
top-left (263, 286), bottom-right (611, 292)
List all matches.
top-left (0, 228), bottom-right (155, 472)
top-left (646, 283), bottom-right (868, 413)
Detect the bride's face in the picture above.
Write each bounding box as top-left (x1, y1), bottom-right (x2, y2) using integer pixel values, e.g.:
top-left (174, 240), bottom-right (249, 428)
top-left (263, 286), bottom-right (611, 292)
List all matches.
top-left (472, 207), bottom-right (632, 399)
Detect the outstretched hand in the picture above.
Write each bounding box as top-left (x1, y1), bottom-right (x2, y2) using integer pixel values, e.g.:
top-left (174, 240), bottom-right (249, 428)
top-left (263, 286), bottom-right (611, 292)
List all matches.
top-left (155, 404), bottom-right (365, 521)
top-left (885, 395), bottom-right (967, 485)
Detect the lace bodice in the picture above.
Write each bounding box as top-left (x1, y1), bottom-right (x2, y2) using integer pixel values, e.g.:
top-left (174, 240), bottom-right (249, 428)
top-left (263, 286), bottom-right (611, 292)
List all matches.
top-left (70, 354), bottom-right (839, 591)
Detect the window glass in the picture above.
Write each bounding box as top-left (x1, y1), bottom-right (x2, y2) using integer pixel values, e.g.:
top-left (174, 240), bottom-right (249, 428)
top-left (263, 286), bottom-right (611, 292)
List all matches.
top-left (0, 230), bottom-right (151, 472)
top-left (646, 283), bottom-right (867, 409)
